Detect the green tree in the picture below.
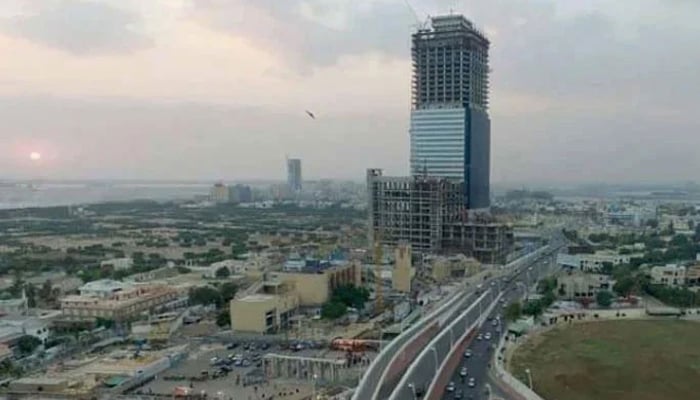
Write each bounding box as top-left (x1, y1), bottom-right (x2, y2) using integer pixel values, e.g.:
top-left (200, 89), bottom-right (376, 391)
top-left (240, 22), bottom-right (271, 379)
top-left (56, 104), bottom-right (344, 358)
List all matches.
top-left (215, 266), bottom-right (231, 278)
top-left (596, 290), bottom-right (614, 308)
top-left (321, 301), bottom-right (347, 320)
top-left (504, 301), bottom-right (522, 322)
top-left (216, 310), bottom-right (230, 327)
top-left (522, 300), bottom-right (543, 318)
top-left (613, 276), bottom-right (635, 297)
top-left (331, 284), bottom-right (370, 310)
top-left (600, 261), bottom-right (614, 275)
top-left (189, 286), bottom-right (222, 307)
top-left (219, 282), bottom-right (238, 304)
top-left (17, 335), bottom-right (41, 354)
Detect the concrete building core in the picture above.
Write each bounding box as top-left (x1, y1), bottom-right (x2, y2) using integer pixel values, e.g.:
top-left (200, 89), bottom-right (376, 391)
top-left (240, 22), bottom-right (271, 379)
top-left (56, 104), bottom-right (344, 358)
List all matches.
top-left (367, 169), bottom-right (512, 264)
top-left (392, 243), bottom-right (413, 293)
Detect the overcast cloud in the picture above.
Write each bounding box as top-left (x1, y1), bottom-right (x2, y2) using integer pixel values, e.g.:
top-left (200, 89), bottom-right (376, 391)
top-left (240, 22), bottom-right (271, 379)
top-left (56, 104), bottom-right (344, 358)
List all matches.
top-left (0, 0), bottom-right (698, 184)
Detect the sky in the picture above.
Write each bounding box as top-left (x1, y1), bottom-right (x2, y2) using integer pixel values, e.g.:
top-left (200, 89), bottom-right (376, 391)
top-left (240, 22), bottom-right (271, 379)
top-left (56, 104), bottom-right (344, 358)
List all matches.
top-left (0, 0), bottom-right (699, 183)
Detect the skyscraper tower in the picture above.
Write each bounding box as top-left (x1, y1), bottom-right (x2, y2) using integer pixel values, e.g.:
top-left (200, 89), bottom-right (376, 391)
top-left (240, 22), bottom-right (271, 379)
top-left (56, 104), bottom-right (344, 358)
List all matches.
top-left (409, 15), bottom-right (491, 209)
top-left (286, 158), bottom-right (302, 192)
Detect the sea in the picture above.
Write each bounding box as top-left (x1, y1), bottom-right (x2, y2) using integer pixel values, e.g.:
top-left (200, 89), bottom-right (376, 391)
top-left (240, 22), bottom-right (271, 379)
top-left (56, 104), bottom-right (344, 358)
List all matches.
top-left (0, 183), bottom-right (212, 210)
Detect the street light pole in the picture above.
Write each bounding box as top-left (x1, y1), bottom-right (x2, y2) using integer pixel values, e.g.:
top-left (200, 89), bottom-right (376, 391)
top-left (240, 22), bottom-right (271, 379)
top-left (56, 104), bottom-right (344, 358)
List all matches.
top-left (407, 383), bottom-right (418, 400)
top-left (429, 346), bottom-right (439, 373)
top-left (525, 368), bottom-right (533, 389)
top-left (312, 373), bottom-right (318, 399)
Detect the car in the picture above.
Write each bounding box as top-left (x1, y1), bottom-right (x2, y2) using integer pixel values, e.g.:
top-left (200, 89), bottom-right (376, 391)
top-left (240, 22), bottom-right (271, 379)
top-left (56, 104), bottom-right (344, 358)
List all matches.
top-left (454, 389), bottom-right (463, 399)
top-left (226, 342), bottom-right (238, 350)
top-left (492, 320), bottom-right (498, 327)
top-left (476, 334), bottom-right (483, 341)
top-left (468, 378), bottom-right (476, 388)
top-left (242, 359), bottom-right (251, 367)
top-left (485, 332), bottom-right (492, 340)
top-left (209, 357), bottom-right (219, 365)
top-left (460, 367), bottom-right (468, 377)
top-left (260, 342), bottom-right (270, 350)
top-left (464, 349), bottom-right (472, 358)
top-left (233, 359), bottom-right (242, 367)
top-left (446, 382), bottom-right (456, 392)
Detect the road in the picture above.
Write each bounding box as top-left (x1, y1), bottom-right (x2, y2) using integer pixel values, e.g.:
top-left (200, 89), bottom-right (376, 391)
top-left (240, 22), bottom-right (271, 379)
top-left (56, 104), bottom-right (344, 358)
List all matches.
top-left (388, 243), bottom-right (560, 400)
top-left (440, 241), bottom-right (565, 400)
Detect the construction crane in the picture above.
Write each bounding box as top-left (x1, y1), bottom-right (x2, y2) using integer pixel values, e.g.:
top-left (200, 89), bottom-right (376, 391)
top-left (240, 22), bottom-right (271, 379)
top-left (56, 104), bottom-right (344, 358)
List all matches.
top-left (374, 231), bottom-right (384, 314)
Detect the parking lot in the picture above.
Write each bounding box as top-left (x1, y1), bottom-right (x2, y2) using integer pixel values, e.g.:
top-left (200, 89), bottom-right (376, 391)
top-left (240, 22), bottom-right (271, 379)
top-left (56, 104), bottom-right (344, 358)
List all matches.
top-left (135, 343), bottom-right (314, 400)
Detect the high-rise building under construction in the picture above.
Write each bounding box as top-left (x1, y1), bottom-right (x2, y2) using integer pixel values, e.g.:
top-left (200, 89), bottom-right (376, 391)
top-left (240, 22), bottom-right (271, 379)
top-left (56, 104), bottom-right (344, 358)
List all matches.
top-left (409, 15), bottom-right (491, 209)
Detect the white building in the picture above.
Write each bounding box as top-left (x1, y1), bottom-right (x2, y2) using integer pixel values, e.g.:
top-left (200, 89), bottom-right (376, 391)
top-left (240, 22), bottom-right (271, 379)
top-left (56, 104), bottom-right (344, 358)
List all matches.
top-left (0, 317), bottom-right (50, 345)
top-left (557, 251), bottom-right (637, 272)
top-left (650, 264), bottom-right (686, 287)
top-left (557, 272), bottom-right (613, 299)
top-left (100, 257), bottom-right (133, 271)
top-left (79, 279), bottom-right (130, 298)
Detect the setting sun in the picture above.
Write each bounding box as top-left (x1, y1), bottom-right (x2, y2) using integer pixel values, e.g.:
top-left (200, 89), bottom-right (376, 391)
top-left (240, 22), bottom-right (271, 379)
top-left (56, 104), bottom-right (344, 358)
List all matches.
top-left (29, 151), bottom-right (41, 161)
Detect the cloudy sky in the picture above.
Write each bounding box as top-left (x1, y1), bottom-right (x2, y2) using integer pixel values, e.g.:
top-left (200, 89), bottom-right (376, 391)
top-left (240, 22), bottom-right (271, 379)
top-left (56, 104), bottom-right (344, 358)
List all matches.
top-left (0, 0), bottom-right (698, 183)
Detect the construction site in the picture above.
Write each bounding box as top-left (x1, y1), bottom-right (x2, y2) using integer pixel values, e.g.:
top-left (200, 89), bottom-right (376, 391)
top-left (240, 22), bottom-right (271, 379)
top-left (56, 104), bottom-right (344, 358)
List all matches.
top-left (367, 168), bottom-right (513, 263)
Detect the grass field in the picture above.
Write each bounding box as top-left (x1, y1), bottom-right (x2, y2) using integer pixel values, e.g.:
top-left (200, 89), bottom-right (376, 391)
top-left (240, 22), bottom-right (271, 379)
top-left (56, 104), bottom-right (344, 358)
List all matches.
top-left (509, 320), bottom-right (700, 400)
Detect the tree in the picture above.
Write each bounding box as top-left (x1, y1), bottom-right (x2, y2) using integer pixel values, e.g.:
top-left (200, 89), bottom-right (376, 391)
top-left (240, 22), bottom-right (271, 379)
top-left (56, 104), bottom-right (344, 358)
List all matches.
top-left (596, 290), bottom-right (614, 308)
top-left (189, 286), bottom-right (222, 307)
top-left (330, 284), bottom-right (370, 310)
top-left (216, 310), bottom-right (230, 327)
top-left (600, 262), bottom-right (614, 275)
top-left (504, 301), bottom-right (522, 322)
top-left (321, 301), bottom-right (347, 320)
top-left (219, 282), bottom-right (238, 304)
top-left (215, 266), bottom-right (231, 279)
top-left (522, 300), bottom-right (543, 318)
top-left (613, 276), bottom-right (635, 297)
top-left (17, 335), bottom-right (41, 354)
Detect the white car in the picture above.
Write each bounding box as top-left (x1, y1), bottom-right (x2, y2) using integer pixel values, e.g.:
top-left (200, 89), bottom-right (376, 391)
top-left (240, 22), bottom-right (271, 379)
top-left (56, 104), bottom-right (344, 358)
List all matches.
top-left (484, 332), bottom-right (492, 340)
top-left (464, 349), bottom-right (472, 358)
top-left (446, 381), bottom-right (456, 392)
top-left (468, 377), bottom-right (476, 388)
top-left (460, 367), bottom-right (468, 377)
top-left (476, 334), bottom-right (483, 341)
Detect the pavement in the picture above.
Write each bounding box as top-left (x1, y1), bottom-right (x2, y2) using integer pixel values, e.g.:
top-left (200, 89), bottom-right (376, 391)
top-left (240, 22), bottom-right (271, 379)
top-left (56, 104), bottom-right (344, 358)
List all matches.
top-left (439, 244), bottom-right (565, 400)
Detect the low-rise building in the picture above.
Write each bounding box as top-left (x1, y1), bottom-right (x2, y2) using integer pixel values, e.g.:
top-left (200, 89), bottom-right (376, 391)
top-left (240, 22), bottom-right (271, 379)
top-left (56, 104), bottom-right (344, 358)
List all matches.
top-left (269, 261), bottom-right (361, 307)
top-left (557, 251), bottom-right (638, 272)
top-left (557, 272), bottom-right (613, 300)
top-left (100, 257), bottom-right (133, 271)
top-left (61, 282), bottom-right (179, 321)
top-left (428, 254), bottom-right (480, 283)
top-left (650, 264), bottom-right (686, 287)
top-left (0, 295), bottom-right (28, 316)
top-left (230, 290), bottom-right (299, 334)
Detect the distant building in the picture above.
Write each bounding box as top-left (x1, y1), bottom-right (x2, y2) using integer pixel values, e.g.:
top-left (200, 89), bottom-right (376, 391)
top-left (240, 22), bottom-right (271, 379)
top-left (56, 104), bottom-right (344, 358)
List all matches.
top-left (650, 264), bottom-right (686, 287)
top-left (210, 182), bottom-right (230, 203)
top-left (229, 184), bottom-right (253, 203)
top-left (286, 158), bottom-right (302, 192)
top-left (100, 257), bottom-right (133, 271)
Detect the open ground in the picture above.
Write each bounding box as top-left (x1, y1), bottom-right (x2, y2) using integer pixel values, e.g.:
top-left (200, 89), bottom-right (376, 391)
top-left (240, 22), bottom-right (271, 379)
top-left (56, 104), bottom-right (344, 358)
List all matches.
top-left (509, 319), bottom-right (700, 400)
